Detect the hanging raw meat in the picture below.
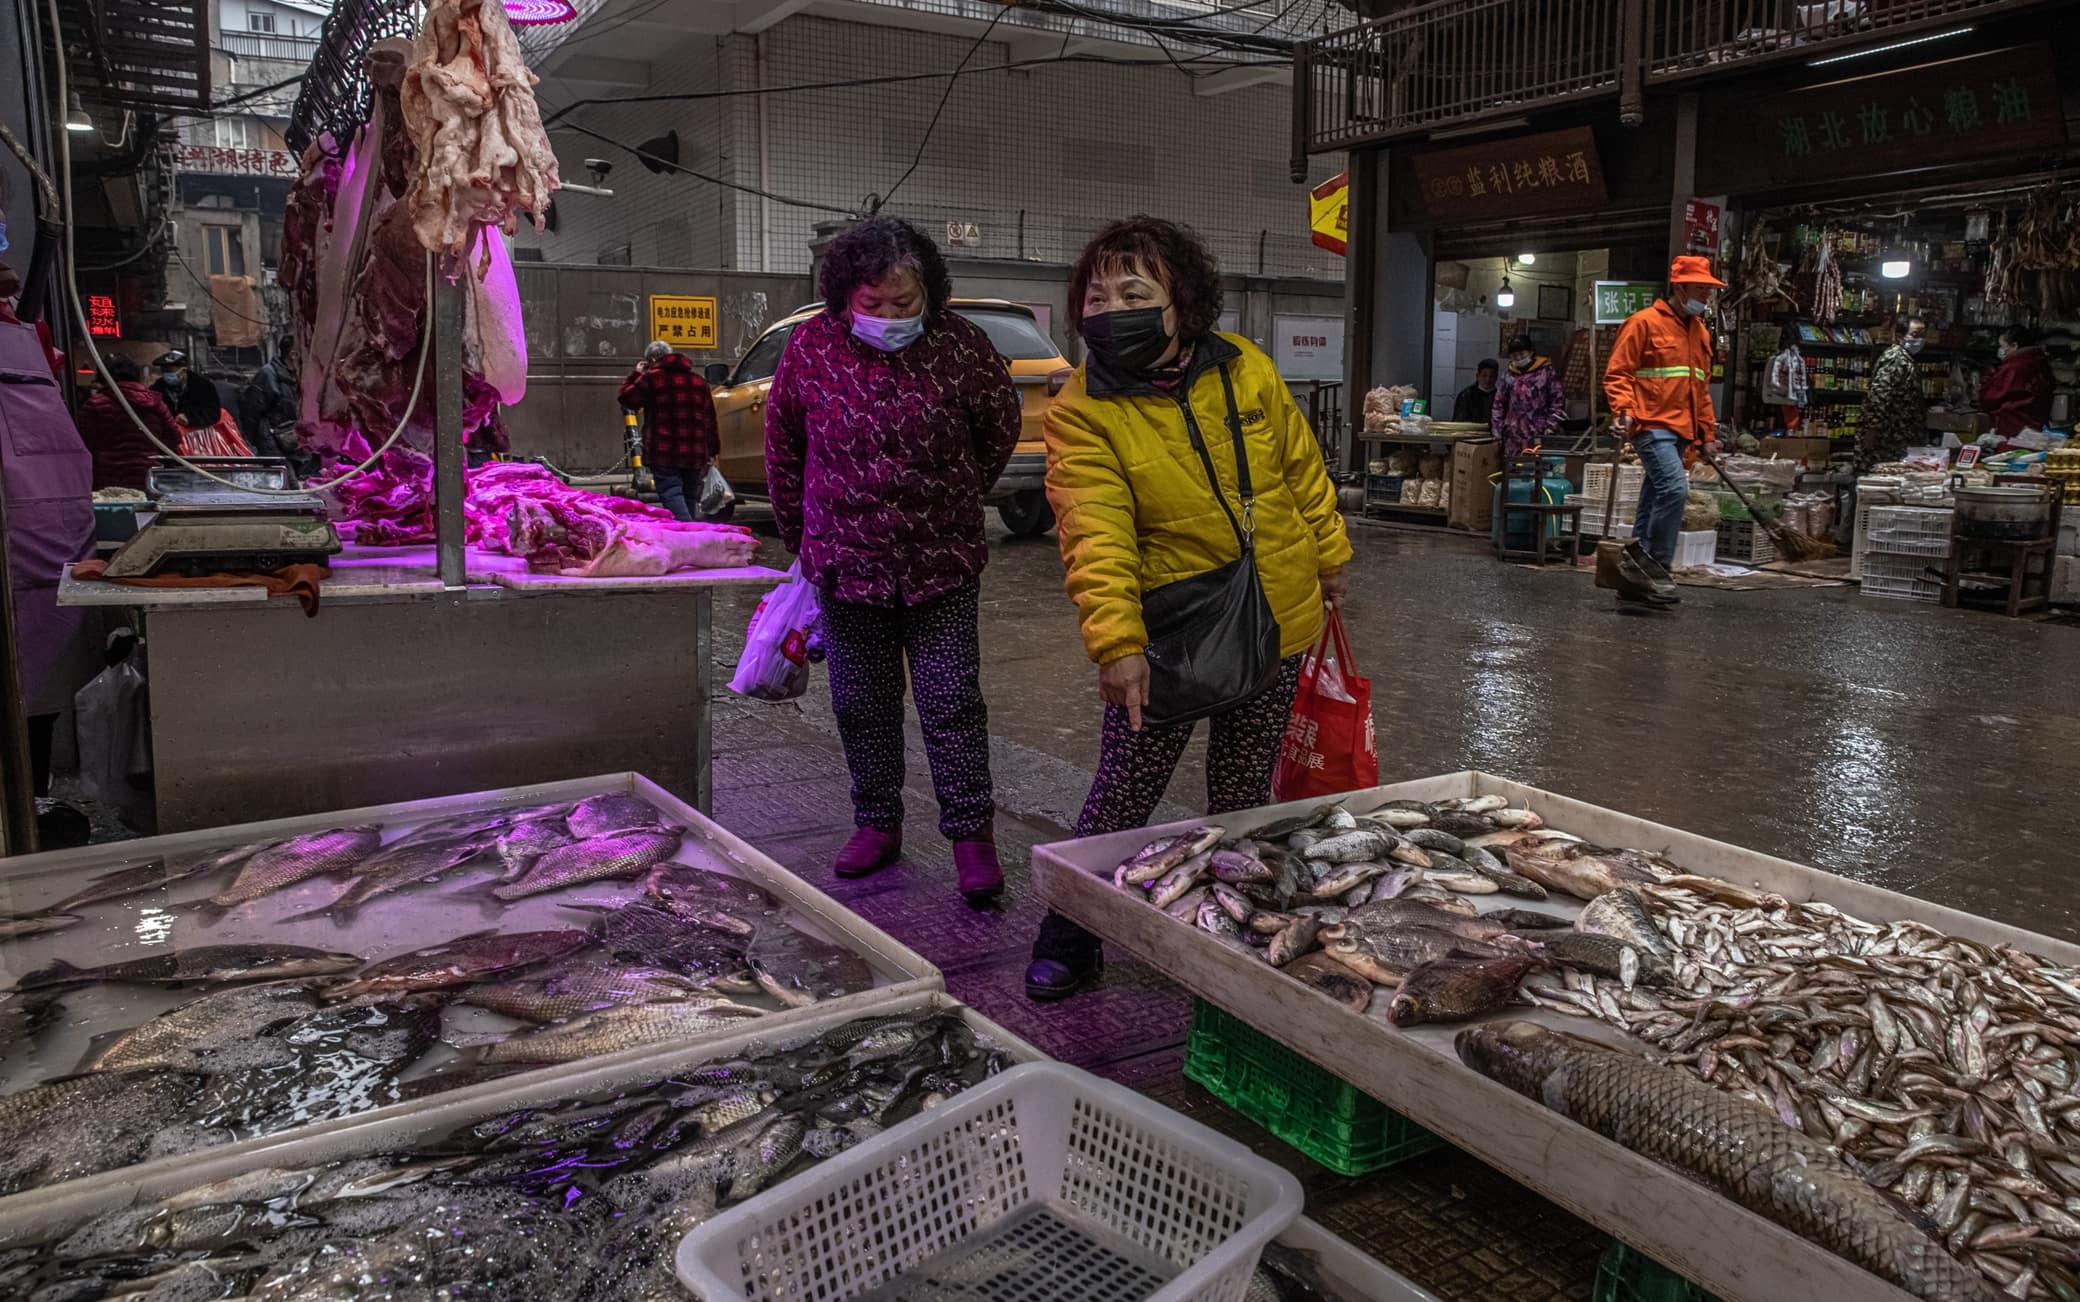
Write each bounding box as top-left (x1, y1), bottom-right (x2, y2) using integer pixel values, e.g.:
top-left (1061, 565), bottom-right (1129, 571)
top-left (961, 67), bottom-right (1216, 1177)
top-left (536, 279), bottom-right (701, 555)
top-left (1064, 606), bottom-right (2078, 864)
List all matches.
top-left (401, 0), bottom-right (560, 259)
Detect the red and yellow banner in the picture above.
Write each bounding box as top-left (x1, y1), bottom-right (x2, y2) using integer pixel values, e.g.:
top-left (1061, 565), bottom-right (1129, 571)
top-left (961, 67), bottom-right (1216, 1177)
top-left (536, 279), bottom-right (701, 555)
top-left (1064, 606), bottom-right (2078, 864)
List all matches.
top-left (1309, 172), bottom-right (1348, 256)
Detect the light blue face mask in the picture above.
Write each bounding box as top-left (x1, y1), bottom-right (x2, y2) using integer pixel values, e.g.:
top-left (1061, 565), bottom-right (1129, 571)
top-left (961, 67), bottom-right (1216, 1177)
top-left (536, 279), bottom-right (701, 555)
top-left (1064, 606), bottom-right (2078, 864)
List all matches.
top-left (851, 311), bottom-right (924, 352)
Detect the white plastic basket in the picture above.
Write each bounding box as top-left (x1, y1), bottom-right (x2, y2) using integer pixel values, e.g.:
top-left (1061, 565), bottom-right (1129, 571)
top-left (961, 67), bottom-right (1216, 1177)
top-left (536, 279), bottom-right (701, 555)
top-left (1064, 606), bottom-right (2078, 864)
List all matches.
top-left (676, 1061), bottom-right (1305, 1302)
top-left (1581, 462), bottom-right (1643, 504)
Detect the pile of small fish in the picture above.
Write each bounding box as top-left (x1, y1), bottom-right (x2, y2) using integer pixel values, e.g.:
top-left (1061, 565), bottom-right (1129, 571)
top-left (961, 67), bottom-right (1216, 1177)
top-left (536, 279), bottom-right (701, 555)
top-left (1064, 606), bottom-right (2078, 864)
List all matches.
top-left (1108, 796), bottom-right (1686, 1026)
top-left (1112, 794), bottom-right (2080, 1299)
top-left (0, 1009), bottom-right (1011, 1302)
top-left (1460, 1021), bottom-right (1993, 1302)
top-left (0, 795), bottom-right (878, 1196)
top-left (1525, 879), bottom-right (2080, 1301)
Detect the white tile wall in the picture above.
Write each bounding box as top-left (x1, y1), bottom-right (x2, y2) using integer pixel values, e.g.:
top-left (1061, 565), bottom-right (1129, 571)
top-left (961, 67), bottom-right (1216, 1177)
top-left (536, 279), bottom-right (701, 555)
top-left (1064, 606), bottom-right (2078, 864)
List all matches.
top-left (524, 15), bottom-right (1346, 278)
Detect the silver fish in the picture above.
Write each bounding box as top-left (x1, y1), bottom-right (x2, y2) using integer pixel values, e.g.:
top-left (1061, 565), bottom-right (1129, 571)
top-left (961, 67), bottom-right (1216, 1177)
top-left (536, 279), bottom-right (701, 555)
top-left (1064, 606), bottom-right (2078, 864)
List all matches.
top-left (1151, 852), bottom-right (1213, 908)
top-left (1303, 829), bottom-right (1395, 864)
top-left (566, 792), bottom-right (666, 840)
top-left (493, 827), bottom-right (687, 901)
top-left (207, 826), bottom-right (384, 908)
top-left (80, 981), bottom-right (318, 1074)
top-left (1120, 826), bottom-right (1223, 884)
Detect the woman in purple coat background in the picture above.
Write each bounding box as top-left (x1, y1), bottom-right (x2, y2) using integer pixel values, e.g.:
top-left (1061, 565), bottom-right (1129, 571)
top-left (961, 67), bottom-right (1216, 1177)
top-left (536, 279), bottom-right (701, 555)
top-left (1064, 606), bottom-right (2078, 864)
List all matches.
top-left (765, 218), bottom-right (1022, 906)
top-left (1491, 331), bottom-right (1568, 457)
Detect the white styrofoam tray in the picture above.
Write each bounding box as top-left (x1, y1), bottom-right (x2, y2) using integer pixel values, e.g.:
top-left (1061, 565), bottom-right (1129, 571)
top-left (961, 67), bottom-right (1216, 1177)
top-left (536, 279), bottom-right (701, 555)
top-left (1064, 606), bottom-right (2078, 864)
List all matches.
top-left (1033, 771), bottom-right (2080, 1302)
top-left (0, 990), bottom-right (1031, 1247)
top-left (0, 772), bottom-right (941, 1210)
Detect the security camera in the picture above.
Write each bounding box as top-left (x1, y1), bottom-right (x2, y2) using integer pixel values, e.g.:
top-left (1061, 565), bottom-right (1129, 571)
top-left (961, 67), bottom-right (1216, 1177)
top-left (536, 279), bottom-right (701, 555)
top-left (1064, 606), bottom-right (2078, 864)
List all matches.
top-left (584, 158), bottom-right (613, 184)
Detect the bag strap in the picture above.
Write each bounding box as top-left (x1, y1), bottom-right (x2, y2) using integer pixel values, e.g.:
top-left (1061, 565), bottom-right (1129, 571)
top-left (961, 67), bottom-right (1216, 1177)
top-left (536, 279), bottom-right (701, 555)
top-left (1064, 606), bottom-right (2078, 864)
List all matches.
top-left (1180, 362), bottom-right (1256, 552)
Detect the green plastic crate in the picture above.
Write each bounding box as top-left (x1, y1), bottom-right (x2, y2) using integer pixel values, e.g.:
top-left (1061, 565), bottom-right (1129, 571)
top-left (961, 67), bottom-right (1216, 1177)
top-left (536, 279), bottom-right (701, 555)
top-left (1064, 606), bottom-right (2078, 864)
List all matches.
top-left (1594, 1242), bottom-right (1721, 1302)
top-left (1181, 999), bottom-right (1441, 1176)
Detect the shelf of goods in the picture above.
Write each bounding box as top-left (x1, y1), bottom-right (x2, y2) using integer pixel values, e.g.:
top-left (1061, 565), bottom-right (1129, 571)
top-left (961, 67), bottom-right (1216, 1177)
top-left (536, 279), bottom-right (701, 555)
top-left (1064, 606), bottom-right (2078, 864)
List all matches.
top-left (1035, 771), bottom-right (2080, 1302)
top-left (0, 773), bottom-right (939, 1211)
top-left (1859, 506), bottom-right (1953, 603)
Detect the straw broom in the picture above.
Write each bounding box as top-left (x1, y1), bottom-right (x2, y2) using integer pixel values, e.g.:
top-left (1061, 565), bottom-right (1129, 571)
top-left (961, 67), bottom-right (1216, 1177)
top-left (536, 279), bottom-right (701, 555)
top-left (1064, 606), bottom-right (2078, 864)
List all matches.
top-left (1700, 448), bottom-right (1836, 562)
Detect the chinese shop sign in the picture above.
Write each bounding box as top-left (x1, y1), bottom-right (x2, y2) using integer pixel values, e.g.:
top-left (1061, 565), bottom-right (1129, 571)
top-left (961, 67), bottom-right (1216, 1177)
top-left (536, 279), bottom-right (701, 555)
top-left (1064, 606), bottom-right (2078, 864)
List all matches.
top-left (1409, 126), bottom-right (1606, 223)
top-left (1594, 282), bottom-right (1660, 325)
top-left (87, 294), bottom-right (122, 338)
top-left (1698, 45), bottom-right (2064, 194)
top-left (174, 145), bottom-right (300, 178)
top-left (647, 295), bottom-right (717, 349)
top-left (1683, 199), bottom-right (1723, 254)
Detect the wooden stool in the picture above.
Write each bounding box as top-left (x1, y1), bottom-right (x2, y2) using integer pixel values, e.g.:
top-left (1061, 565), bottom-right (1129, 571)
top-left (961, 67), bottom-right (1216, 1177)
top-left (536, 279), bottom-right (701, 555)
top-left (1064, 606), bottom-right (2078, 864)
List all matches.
top-left (1942, 535), bottom-right (2057, 616)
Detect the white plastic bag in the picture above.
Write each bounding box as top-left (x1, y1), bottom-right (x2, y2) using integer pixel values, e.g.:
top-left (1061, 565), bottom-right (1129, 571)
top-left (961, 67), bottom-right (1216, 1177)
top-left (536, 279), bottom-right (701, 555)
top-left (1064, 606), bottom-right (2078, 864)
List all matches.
top-left (74, 642), bottom-right (152, 828)
top-left (696, 465), bottom-right (735, 519)
top-left (727, 561), bottom-right (819, 701)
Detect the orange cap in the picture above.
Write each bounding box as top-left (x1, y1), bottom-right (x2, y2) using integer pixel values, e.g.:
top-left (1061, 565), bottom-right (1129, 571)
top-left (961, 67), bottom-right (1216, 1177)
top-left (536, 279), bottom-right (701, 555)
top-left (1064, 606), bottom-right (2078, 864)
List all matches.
top-left (1669, 255), bottom-right (1726, 288)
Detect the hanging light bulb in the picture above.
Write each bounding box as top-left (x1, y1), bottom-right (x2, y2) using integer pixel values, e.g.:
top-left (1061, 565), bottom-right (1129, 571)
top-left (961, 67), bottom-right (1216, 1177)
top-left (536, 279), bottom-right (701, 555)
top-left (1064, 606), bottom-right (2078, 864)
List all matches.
top-left (1516, 252), bottom-right (1536, 265)
top-left (1496, 276), bottom-right (1516, 310)
top-left (65, 93), bottom-right (94, 133)
top-left (1880, 251), bottom-right (1912, 279)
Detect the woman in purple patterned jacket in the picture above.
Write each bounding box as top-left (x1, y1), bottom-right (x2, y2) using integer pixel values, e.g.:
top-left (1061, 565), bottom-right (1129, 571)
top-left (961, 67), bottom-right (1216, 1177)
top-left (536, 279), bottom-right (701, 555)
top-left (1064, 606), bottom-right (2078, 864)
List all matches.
top-left (1490, 332), bottom-right (1568, 457)
top-left (765, 218), bottom-right (1023, 906)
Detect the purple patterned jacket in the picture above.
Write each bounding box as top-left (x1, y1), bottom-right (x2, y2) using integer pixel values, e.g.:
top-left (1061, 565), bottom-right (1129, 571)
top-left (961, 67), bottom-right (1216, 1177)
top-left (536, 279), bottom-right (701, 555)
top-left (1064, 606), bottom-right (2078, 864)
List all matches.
top-left (765, 310), bottom-right (1022, 607)
top-left (1491, 356), bottom-right (1568, 457)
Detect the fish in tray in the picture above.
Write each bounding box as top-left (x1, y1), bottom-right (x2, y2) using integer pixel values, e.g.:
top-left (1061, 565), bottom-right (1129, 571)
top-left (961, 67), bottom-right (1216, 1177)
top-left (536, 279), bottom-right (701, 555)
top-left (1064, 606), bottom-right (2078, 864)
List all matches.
top-left (1116, 826), bottom-right (1225, 885)
top-left (491, 826), bottom-right (687, 901)
top-left (0, 1010), bottom-right (1013, 1300)
top-left (77, 981), bottom-right (321, 1074)
top-left (582, 900), bottom-right (761, 992)
top-left (565, 791), bottom-right (666, 840)
top-left (0, 992), bottom-right (61, 1061)
top-left (1248, 1239), bottom-right (1362, 1302)
top-left (458, 956), bottom-right (720, 1023)
top-left (11, 844), bottom-right (258, 920)
top-left (0, 1068), bottom-right (207, 1195)
top-left (0, 913), bottom-right (81, 941)
top-left (643, 862), bottom-right (783, 937)
top-left (294, 835), bottom-right (505, 923)
top-left (465, 997), bottom-right (768, 1066)
top-left (192, 997), bottom-right (445, 1136)
top-left (746, 922), bottom-right (875, 1007)
top-left (326, 929), bottom-right (593, 999)
top-left (1504, 840), bottom-right (1676, 901)
top-left (1458, 1021), bottom-right (1995, 1302)
top-left (1387, 954), bottom-right (1538, 1027)
top-left (204, 825), bottom-right (385, 909)
top-left (12, 943), bottom-right (365, 992)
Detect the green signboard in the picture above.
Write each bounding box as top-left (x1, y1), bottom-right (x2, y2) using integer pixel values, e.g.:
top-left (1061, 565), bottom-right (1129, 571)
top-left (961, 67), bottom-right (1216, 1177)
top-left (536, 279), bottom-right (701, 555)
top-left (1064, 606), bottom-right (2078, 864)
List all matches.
top-left (1594, 281), bottom-right (1660, 325)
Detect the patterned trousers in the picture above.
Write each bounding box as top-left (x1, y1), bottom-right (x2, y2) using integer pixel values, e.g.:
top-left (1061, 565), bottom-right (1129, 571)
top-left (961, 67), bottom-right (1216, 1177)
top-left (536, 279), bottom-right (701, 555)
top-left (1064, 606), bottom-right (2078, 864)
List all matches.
top-left (1032, 654), bottom-right (1305, 964)
top-left (820, 579), bottom-right (995, 841)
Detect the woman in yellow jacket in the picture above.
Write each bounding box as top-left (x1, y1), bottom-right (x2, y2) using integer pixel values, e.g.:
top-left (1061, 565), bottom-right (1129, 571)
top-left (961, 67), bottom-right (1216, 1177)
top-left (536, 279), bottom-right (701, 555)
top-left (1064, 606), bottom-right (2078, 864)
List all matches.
top-left (1026, 216), bottom-right (1352, 1001)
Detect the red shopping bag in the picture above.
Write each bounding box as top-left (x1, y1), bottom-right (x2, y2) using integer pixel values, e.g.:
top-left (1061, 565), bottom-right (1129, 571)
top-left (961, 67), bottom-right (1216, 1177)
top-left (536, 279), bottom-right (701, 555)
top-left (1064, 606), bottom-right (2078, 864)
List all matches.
top-left (1271, 609), bottom-right (1377, 801)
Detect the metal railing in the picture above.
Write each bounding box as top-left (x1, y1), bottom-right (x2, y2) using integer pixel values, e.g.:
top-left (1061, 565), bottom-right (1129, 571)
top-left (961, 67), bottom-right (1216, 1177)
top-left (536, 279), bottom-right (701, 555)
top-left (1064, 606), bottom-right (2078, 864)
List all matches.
top-left (1645, 0), bottom-right (2035, 82)
top-left (221, 31), bottom-right (320, 62)
top-left (1293, 0), bottom-right (1628, 162)
top-left (1293, 0), bottom-right (2044, 157)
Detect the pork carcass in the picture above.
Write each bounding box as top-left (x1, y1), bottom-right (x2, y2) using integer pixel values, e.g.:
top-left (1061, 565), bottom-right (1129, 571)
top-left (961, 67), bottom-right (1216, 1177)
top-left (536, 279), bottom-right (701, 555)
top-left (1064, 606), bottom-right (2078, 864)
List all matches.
top-left (401, 0), bottom-right (560, 259)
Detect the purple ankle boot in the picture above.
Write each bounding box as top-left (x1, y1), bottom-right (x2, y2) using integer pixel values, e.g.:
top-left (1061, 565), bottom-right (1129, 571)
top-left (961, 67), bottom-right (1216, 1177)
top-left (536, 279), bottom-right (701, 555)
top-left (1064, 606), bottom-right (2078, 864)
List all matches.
top-left (832, 826), bottom-right (902, 879)
top-left (954, 839), bottom-right (1004, 907)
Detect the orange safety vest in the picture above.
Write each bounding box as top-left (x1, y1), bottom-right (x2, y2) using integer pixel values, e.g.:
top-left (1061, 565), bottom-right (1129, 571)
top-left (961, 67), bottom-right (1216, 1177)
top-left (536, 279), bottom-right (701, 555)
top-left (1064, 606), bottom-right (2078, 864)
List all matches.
top-left (1602, 297), bottom-right (1716, 453)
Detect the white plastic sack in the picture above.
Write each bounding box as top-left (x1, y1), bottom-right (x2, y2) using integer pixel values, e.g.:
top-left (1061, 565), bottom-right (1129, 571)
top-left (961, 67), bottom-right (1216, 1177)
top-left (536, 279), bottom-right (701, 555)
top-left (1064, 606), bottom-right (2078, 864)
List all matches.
top-left (696, 465), bottom-right (735, 520)
top-left (727, 561), bottom-right (819, 701)
top-left (74, 655), bottom-right (151, 827)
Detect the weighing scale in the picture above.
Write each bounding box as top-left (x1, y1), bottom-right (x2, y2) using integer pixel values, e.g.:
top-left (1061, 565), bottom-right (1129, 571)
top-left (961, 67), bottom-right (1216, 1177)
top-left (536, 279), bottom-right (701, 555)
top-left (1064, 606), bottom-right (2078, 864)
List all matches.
top-left (103, 458), bottom-right (342, 578)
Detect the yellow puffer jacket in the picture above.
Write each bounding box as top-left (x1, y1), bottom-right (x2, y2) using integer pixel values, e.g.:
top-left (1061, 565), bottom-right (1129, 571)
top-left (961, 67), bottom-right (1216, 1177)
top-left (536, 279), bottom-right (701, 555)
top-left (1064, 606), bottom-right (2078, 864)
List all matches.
top-left (1044, 332), bottom-right (1353, 667)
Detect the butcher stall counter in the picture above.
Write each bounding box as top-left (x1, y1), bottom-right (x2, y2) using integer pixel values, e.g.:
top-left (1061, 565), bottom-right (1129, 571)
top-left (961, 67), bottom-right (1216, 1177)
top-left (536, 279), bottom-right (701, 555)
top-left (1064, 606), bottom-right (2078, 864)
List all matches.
top-left (58, 543), bottom-right (783, 832)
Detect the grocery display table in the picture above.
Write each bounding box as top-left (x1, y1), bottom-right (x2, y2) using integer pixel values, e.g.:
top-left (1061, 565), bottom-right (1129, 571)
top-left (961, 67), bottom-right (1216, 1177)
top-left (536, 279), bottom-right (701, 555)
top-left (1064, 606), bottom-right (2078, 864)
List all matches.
top-left (1033, 771), bottom-right (2080, 1302)
top-left (59, 545), bottom-right (782, 831)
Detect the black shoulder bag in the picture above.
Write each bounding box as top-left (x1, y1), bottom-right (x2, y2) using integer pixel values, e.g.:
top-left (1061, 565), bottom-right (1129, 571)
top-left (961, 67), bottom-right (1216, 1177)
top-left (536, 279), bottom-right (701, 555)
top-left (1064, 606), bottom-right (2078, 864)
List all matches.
top-left (1138, 364), bottom-right (1283, 728)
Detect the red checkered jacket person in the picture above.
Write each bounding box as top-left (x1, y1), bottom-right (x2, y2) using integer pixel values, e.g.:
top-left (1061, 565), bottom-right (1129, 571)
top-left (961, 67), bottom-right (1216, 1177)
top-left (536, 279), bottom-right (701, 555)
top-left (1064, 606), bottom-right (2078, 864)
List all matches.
top-left (617, 350), bottom-right (718, 471)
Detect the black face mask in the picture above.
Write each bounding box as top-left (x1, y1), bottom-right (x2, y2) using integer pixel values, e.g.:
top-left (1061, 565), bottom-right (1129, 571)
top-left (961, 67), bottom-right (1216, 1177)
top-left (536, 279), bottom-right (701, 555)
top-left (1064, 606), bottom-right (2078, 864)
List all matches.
top-left (1082, 307), bottom-right (1173, 374)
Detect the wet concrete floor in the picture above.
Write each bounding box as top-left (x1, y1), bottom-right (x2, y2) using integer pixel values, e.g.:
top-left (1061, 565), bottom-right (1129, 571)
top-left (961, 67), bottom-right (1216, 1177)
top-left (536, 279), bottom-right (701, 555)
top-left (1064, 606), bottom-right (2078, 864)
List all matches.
top-left (708, 515), bottom-right (2080, 1300)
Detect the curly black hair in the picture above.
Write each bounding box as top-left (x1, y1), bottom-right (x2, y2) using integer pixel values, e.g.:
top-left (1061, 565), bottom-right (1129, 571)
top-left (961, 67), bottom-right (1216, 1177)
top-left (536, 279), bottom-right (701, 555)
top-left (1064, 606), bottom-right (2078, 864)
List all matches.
top-left (1068, 216), bottom-right (1223, 342)
top-left (819, 217), bottom-right (952, 319)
